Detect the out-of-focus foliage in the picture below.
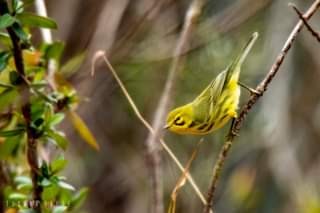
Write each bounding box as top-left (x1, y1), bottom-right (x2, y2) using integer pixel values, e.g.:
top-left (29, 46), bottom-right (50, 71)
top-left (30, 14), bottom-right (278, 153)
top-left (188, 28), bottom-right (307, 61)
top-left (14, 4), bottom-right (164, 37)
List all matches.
top-left (0, 0), bottom-right (97, 212)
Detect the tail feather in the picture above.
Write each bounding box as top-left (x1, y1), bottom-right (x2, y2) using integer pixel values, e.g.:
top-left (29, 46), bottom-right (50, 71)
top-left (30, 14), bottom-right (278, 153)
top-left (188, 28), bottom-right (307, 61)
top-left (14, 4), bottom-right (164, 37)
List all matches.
top-left (225, 32), bottom-right (258, 86)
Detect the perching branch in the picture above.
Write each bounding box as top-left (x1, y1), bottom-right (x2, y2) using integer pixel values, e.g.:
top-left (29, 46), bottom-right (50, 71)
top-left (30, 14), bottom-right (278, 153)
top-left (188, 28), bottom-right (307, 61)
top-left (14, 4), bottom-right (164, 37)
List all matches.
top-left (0, 1), bottom-right (42, 212)
top-left (92, 52), bottom-right (211, 211)
top-left (289, 3), bottom-right (320, 42)
top-left (144, 0), bottom-right (205, 212)
top-left (203, 0), bottom-right (320, 212)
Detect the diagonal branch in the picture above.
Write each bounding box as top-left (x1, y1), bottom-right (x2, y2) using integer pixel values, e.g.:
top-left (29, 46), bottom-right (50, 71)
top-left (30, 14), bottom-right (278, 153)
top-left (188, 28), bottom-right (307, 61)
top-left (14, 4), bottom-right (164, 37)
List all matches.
top-left (289, 3), bottom-right (320, 42)
top-left (203, 0), bottom-right (320, 212)
top-left (144, 0), bottom-right (205, 212)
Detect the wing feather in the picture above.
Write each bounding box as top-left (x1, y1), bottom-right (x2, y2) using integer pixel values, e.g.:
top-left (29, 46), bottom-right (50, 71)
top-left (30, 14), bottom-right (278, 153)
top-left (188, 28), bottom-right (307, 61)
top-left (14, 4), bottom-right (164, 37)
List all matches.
top-left (192, 69), bottom-right (227, 122)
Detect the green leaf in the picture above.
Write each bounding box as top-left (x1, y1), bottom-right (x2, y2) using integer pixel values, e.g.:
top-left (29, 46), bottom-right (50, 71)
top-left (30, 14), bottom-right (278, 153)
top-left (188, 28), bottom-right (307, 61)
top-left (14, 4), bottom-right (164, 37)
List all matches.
top-left (40, 178), bottom-right (52, 187)
top-left (0, 88), bottom-right (19, 110)
top-left (0, 32), bottom-right (12, 47)
top-left (45, 41), bottom-right (64, 61)
top-left (46, 130), bottom-right (68, 150)
top-left (51, 155), bottom-right (67, 174)
top-left (47, 113), bottom-right (65, 127)
top-left (58, 181), bottom-right (75, 191)
top-left (0, 127), bottom-right (25, 137)
top-left (0, 83), bottom-right (14, 89)
top-left (40, 161), bottom-right (50, 178)
top-left (42, 185), bottom-right (59, 200)
top-left (14, 175), bottom-right (32, 185)
top-left (60, 53), bottom-right (86, 77)
top-left (8, 192), bottom-right (28, 200)
top-left (14, 176), bottom-right (33, 190)
top-left (12, 0), bottom-right (24, 14)
top-left (0, 51), bottom-right (11, 72)
top-left (0, 134), bottom-right (22, 159)
top-left (53, 206), bottom-right (68, 213)
top-left (9, 70), bottom-right (23, 85)
top-left (0, 14), bottom-right (16, 29)
top-left (67, 111), bottom-right (100, 150)
top-left (17, 12), bottom-right (57, 29)
top-left (15, 175), bottom-right (33, 190)
top-left (69, 187), bottom-right (89, 211)
top-left (11, 23), bottom-right (29, 41)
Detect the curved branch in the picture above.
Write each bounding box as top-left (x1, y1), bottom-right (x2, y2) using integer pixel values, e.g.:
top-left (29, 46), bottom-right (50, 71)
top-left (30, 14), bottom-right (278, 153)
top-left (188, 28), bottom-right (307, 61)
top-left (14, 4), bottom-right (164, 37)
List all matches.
top-left (203, 0), bottom-right (320, 212)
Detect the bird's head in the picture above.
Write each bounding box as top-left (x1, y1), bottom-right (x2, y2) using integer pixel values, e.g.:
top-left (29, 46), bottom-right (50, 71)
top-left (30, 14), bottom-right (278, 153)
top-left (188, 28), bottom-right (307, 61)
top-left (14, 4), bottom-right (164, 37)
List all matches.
top-left (164, 104), bottom-right (194, 134)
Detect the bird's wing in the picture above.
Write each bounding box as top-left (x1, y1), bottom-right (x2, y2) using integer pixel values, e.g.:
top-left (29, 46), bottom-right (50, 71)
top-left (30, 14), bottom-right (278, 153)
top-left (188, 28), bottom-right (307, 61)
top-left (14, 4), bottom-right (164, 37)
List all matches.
top-left (192, 69), bottom-right (227, 122)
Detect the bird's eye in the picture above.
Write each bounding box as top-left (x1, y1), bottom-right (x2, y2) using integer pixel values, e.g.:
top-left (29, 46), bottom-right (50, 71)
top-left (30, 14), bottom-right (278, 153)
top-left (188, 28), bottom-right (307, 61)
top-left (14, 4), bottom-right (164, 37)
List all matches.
top-left (174, 116), bottom-right (185, 126)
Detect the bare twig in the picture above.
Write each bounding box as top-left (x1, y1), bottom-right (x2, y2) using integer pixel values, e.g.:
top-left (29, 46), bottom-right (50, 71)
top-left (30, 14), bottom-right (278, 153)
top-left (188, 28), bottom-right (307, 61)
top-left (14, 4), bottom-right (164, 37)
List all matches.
top-left (144, 0), bottom-right (205, 212)
top-left (34, 0), bottom-right (57, 89)
top-left (169, 139), bottom-right (203, 213)
top-left (92, 52), bottom-right (211, 211)
top-left (289, 3), bottom-right (320, 42)
top-left (0, 1), bottom-right (42, 212)
top-left (203, 0), bottom-right (320, 212)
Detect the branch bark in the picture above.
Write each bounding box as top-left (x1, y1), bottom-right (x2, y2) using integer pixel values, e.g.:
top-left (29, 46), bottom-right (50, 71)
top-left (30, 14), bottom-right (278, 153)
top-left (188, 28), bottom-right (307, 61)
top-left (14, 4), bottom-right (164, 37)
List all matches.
top-left (0, 161), bottom-right (9, 212)
top-left (0, 1), bottom-right (43, 212)
top-left (203, 0), bottom-right (320, 212)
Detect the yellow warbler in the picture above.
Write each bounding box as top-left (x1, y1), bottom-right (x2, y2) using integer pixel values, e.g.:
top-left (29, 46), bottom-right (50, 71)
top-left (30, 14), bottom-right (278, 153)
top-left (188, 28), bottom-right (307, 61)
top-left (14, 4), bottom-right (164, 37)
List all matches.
top-left (165, 32), bottom-right (258, 135)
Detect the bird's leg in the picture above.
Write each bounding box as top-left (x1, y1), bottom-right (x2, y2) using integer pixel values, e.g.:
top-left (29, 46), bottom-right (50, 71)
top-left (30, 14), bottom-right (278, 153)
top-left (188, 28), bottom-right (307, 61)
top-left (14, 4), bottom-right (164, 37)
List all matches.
top-left (238, 81), bottom-right (260, 95)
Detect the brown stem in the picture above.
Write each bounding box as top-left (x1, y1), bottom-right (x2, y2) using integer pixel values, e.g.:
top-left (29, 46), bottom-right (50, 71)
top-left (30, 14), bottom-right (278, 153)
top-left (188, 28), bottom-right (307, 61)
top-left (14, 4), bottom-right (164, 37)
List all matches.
top-left (22, 104), bottom-right (42, 212)
top-left (0, 1), bottom-right (42, 212)
top-left (203, 0), bottom-right (320, 212)
top-left (0, 161), bottom-right (9, 212)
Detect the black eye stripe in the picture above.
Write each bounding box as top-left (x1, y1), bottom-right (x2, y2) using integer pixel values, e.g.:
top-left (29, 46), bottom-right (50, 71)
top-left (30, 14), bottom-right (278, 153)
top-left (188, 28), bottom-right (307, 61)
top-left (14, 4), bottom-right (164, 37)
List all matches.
top-left (174, 117), bottom-right (185, 126)
top-left (175, 120), bottom-right (185, 126)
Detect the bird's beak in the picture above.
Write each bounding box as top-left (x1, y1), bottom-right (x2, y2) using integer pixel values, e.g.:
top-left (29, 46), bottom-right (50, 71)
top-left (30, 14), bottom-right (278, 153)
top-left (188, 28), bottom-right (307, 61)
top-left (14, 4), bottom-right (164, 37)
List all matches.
top-left (163, 124), bottom-right (170, 130)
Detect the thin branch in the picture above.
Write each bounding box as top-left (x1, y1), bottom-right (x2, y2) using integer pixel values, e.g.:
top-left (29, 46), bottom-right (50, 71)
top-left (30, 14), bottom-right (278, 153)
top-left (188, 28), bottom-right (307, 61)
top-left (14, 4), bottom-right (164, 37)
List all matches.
top-left (203, 0), bottom-right (320, 212)
top-left (34, 0), bottom-right (57, 89)
top-left (289, 3), bottom-right (320, 42)
top-left (144, 0), bottom-right (205, 212)
top-left (0, 1), bottom-right (42, 212)
top-left (92, 52), bottom-right (211, 212)
top-left (169, 139), bottom-right (203, 213)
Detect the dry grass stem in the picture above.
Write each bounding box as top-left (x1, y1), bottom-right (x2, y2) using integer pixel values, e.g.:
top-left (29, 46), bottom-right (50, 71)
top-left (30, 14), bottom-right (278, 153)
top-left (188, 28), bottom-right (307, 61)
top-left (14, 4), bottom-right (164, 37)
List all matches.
top-left (168, 139), bottom-right (204, 213)
top-left (91, 51), bottom-right (209, 209)
top-left (143, 0), bottom-right (205, 212)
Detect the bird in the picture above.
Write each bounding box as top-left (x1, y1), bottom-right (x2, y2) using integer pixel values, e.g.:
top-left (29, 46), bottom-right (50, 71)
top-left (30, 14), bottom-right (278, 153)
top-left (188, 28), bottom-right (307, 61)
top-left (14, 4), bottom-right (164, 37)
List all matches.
top-left (165, 32), bottom-right (258, 135)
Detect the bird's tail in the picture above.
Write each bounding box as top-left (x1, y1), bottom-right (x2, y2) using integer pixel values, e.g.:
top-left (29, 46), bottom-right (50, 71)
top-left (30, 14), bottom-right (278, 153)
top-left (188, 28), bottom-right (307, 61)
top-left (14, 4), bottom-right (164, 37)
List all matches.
top-left (225, 32), bottom-right (258, 85)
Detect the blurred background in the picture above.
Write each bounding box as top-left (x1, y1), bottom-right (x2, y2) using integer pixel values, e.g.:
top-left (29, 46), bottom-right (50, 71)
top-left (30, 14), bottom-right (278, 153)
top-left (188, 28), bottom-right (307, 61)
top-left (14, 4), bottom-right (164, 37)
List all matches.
top-left (43, 0), bottom-right (320, 212)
